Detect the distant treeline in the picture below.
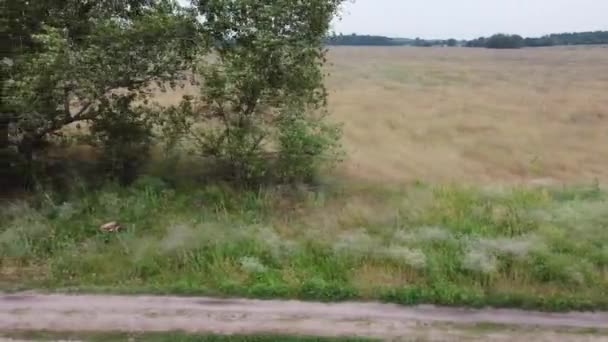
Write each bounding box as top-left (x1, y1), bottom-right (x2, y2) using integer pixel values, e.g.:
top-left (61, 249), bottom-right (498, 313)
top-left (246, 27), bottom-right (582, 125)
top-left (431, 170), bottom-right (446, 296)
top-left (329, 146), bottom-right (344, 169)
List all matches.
top-left (467, 31), bottom-right (608, 48)
top-left (326, 34), bottom-right (462, 47)
top-left (327, 31), bottom-right (608, 49)
top-left (326, 34), bottom-right (404, 46)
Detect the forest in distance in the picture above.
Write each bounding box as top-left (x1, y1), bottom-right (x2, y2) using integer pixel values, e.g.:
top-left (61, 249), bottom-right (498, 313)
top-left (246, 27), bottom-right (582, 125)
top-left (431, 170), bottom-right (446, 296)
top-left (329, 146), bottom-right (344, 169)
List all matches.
top-left (326, 31), bottom-right (608, 48)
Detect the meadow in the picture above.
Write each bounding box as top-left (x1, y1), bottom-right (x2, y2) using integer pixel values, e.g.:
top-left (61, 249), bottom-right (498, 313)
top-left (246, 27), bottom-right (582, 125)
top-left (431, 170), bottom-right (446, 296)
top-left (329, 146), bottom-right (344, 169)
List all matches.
top-left (1, 46), bottom-right (608, 310)
top-left (326, 46), bottom-right (608, 184)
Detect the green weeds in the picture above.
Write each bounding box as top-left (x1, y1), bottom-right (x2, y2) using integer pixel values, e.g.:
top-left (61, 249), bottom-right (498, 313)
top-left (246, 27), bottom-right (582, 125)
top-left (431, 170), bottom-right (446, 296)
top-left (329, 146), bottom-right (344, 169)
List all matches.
top-left (1, 331), bottom-right (376, 342)
top-left (1, 179), bottom-right (607, 311)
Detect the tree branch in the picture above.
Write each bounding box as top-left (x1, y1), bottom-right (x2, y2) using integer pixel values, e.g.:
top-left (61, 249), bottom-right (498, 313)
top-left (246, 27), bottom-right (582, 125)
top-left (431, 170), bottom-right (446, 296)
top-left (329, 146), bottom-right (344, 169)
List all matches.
top-left (73, 101), bottom-right (93, 120)
top-left (64, 86), bottom-right (71, 117)
top-left (247, 131), bottom-right (266, 156)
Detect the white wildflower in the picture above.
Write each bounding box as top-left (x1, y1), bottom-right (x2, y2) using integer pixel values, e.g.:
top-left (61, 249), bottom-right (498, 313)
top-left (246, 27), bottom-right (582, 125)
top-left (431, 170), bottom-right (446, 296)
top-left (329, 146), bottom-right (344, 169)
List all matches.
top-left (566, 266), bottom-right (586, 285)
top-left (477, 235), bottom-right (546, 259)
top-left (98, 191), bottom-right (122, 213)
top-left (526, 209), bottom-right (552, 222)
top-left (394, 226), bottom-right (452, 244)
top-left (256, 227), bottom-right (297, 260)
top-left (393, 230), bottom-right (415, 243)
top-left (333, 230), bottom-right (378, 256)
top-left (160, 224), bottom-right (198, 252)
top-left (463, 249), bottom-right (497, 274)
top-left (240, 256), bottom-right (267, 274)
top-left (1, 57), bottom-right (14, 67)
top-left (56, 202), bottom-right (77, 220)
top-left (417, 226), bottom-right (452, 242)
top-left (385, 246), bottom-right (427, 269)
top-left (1, 201), bottom-right (35, 218)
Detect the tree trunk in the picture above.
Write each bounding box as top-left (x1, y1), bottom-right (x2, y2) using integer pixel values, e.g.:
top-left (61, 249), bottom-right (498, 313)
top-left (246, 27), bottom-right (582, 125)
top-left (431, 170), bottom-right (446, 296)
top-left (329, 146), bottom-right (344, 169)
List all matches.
top-left (0, 115), bottom-right (9, 149)
top-left (0, 115), bottom-right (13, 190)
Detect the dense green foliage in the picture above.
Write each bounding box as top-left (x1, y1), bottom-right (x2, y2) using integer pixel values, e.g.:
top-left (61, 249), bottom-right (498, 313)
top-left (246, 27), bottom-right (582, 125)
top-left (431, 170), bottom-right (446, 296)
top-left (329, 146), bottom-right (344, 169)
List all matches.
top-left (326, 33), bottom-right (460, 47)
top-left (1, 0), bottom-right (200, 184)
top-left (2, 178), bottom-right (607, 311)
top-left (161, 0), bottom-right (344, 184)
top-left (468, 31), bottom-right (608, 49)
top-left (1, 0), bottom-right (345, 187)
top-left (467, 34), bottom-right (524, 49)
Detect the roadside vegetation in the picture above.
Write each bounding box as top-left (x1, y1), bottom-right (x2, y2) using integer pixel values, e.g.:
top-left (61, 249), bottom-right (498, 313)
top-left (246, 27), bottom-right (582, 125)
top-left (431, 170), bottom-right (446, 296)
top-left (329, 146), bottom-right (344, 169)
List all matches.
top-left (2, 176), bottom-right (607, 311)
top-left (1, 331), bottom-right (375, 342)
top-left (5, 326), bottom-right (608, 342)
top-left (2, 0), bottom-right (608, 314)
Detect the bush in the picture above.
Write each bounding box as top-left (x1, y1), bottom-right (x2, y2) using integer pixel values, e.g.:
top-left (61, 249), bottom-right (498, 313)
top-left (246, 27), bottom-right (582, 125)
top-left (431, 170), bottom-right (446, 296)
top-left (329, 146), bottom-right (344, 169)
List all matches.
top-left (1, 1), bottom-right (200, 181)
top-left (275, 115), bottom-right (342, 183)
top-left (2, 0), bottom-right (347, 189)
top-left (485, 34), bottom-right (525, 49)
top-left (163, 0), bottom-right (345, 186)
top-left (89, 96), bottom-right (155, 185)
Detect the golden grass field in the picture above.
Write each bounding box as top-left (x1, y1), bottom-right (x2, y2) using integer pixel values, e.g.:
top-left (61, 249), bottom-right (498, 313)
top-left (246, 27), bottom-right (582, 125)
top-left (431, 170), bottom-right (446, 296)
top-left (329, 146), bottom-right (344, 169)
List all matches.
top-left (156, 46), bottom-right (608, 185)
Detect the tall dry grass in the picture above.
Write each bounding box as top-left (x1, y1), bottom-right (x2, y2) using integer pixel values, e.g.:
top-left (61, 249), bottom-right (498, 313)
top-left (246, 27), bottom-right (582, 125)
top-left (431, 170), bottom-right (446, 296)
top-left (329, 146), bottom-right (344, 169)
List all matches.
top-left (324, 46), bottom-right (608, 184)
top-left (123, 46), bottom-right (608, 185)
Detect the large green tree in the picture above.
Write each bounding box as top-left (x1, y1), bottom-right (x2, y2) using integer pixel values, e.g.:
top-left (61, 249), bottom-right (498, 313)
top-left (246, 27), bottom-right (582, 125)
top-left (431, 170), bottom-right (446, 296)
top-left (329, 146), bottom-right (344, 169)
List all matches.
top-left (1, 0), bottom-right (163, 147)
top-left (163, 0), bottom-right (346, 184)
top-left (2, 0), bottom-right (347, 186)
top-left (1, 0), bottom-right (200, 181)
top-left (485, 34), bottom-right (524, 49)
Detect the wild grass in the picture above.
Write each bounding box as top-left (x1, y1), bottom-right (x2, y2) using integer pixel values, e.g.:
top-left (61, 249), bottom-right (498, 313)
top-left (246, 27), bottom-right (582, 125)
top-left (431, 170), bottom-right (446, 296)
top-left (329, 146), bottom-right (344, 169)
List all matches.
top-left (1, 331), bottom-right (375, 342)
top-left (6, 327), bottom-right (607, 342)
top-left (324, 46), bottom-right (608, 184)
top-left (3, 46), bottom-right (608, 311)
top-left (1, 175), bottom-right (607, 311)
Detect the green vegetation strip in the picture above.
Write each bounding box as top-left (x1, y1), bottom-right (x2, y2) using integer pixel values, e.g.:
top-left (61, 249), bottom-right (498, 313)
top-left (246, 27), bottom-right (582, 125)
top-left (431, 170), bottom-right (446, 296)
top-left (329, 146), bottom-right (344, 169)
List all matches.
top-left (2, 332), bottom-right (375, 342)
top-left (1, 178), bottom-right (607, 311)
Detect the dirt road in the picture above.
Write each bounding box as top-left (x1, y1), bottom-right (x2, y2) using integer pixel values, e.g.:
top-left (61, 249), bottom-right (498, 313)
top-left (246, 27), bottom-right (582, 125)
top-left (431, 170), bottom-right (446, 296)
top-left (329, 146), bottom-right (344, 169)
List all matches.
top-left (1, 293), bottom-right (608, 341)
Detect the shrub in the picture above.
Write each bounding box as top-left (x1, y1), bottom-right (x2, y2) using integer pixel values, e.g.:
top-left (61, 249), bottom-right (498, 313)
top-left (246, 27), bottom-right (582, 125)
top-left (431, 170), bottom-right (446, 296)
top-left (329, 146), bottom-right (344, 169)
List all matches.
top-left (163, 0), bottom-right (346, 185)
top-left (275, 114), bottom-right (342, 183)
top-left (1, 0), bottom-right (200, 182)
top-left (89, 96), bottom-right (155, 184)
top-left (485, 34), bottom-right (525, 49)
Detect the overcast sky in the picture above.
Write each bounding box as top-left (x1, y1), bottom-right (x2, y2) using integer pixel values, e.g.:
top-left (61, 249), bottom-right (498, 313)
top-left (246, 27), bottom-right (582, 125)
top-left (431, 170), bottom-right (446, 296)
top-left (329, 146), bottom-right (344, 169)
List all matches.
top-left (332, 0), bottom-right (608, 39)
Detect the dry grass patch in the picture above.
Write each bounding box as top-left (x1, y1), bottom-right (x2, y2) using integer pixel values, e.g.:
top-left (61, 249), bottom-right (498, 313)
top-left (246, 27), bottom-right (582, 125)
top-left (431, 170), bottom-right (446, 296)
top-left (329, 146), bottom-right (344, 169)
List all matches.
top-left (350, 262), bottom-right (416, 297)
top-left (324, 46), bottom-right (608, 184)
